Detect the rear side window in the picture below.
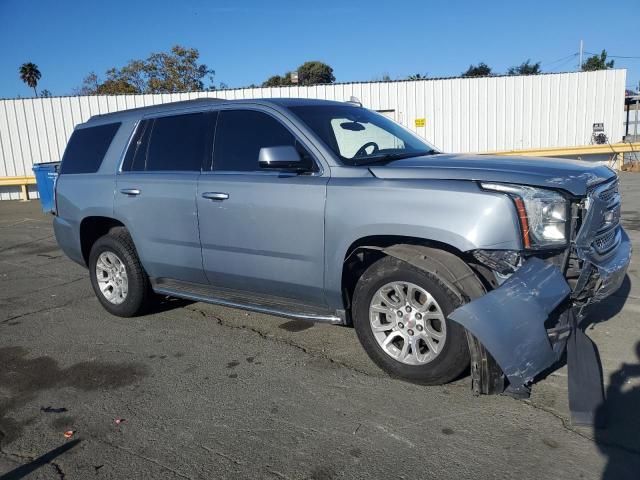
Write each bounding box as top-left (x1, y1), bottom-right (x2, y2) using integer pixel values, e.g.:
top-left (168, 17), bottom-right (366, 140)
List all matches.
top-left (122, 113), bottom-right (210, 172)
top-left (59, 123), bottom-right (120, 174)
top-left (213, 110), bottom-right (298, 172)
top-left (122, 120), bottom-right (152, 172)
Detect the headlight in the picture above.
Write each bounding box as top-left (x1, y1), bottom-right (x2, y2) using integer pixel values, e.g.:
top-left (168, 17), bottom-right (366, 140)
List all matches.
top-left (481, 183), bottom-right (568, 249)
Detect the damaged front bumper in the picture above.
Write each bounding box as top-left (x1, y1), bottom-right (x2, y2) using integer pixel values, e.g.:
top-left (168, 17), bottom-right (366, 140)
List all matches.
top-left (450, 257), bottom-right (570, 391)
top-left (450, 178), bottom-right (631, 422)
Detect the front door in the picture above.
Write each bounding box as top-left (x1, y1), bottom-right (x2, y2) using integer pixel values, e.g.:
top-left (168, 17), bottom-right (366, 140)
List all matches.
top-left (197, 108), bottom-right (328, 307)
top-left (115, 111), bottom-right (213, 284)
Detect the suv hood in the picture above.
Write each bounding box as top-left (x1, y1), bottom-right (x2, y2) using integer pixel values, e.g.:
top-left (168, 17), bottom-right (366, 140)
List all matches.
top-left (368, 153), bottom-right (616, 196)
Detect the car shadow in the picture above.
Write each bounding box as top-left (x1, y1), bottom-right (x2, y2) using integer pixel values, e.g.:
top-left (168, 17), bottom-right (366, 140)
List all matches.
top-left (0, 439), bottom-right (80, 480)
top-left (148, 295), bottom-right (194, 314)
top-left (594, 341), bottom-right (640, 479)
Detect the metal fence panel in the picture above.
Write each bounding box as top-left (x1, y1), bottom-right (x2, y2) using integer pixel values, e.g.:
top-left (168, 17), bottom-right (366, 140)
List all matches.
top-left (0, 69), bottom-right (627, 183)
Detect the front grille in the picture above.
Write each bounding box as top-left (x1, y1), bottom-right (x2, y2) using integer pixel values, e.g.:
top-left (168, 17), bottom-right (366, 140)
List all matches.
top-left (594, 228), bottom-right (617, 252)
top-left (598, 182), bottom-right (619, 203)
top-left (583, 178), bottom-right (621, 254)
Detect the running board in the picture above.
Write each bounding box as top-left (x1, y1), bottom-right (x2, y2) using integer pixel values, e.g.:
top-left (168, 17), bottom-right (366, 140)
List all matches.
top-left (151, 278), bottom-right (344, 325)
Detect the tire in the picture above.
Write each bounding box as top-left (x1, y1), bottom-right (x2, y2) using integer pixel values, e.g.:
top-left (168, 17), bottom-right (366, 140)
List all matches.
top-left (88, 227), bottom-right (151, 317)
top-left (352, 255), bottom-right (470, 385)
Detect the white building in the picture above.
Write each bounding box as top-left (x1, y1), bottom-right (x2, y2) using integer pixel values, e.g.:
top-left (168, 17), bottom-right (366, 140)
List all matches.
top-left (0, 69), bottom-right (627, 200)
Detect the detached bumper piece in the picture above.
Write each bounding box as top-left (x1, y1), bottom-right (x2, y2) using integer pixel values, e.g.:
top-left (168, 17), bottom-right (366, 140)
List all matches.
top-left (450, 260), bottom-right (608, 425)
top-left (566, 308), bottom-right (605, 427)
top-left (450, 258), bottom-right (570, 394)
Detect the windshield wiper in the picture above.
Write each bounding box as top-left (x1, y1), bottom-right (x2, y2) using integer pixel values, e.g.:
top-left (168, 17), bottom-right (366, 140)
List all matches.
top-left (353, 150), bottom-right (438, 166)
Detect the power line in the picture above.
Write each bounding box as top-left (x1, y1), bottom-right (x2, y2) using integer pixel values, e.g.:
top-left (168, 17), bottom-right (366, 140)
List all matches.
top-left (540, 52), bottom-right (578, 68)
top-left (584, 51), bottom-right (640, 60)
top-left (547, 55), bottom-right (580, 72)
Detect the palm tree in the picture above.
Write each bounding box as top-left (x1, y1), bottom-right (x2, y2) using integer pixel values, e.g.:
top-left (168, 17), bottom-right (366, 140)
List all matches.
top-left (19, 62), bottom-right (41, 96)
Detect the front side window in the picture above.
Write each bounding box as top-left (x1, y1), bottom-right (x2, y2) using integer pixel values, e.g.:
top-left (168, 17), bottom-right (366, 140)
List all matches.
top-left (214, 110), bottom-right (309, 172)
top-left (59, 122), bottom-right (121, 174)
top-left (289, 105), bottom-right (437, 165)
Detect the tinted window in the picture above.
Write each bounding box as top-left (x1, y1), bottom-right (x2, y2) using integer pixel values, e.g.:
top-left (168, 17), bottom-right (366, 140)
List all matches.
top-left (146, 113), bottom-right (209, 171)
top-left (121, 120), bottom-right (152, 172)
top-left (59, 123), bottom-right (120, 174)
top-left (213, 110), bottom-right (298, 172)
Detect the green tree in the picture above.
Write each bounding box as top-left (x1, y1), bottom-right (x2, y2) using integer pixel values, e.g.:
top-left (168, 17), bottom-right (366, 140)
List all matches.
top-left (97, 79), bottom-right (140, 95)
top-left (407, 73), bottom-right (428, 80)
top-left (582, 50), bottom-right (615, 71)
top-left (262, 73), bottom-right (294, 87)
top-left (19, 62), bottom-right (41, 96)
top-left (40, 89), bottom-right (52, 98)
top-left (76, 45), bottom-right (216, 95)
top-left (143, 45), bottom-right (214, 93)
top-left (297, 61), bottom-right (335, 86)
top-left (262, 62), bottom-right (335, 87)
top-left (74, 72), bottom-right (100, 95)
top-left (461, 62), bottom-right (492, 78)
top-left (507, 59), bottom-right (541, 75)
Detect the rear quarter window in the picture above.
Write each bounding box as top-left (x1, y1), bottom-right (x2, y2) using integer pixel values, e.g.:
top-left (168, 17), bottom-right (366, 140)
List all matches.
top-left (59, 122), bottom-right (121, 174)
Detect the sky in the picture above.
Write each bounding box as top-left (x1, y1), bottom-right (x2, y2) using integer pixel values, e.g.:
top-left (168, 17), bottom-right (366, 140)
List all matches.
top-left (1, 0), bottom-right (639, 98)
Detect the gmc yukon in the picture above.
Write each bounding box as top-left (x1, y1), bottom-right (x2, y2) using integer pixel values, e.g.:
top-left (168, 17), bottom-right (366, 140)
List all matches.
top-left (53, 98), bottom-right (631, 423)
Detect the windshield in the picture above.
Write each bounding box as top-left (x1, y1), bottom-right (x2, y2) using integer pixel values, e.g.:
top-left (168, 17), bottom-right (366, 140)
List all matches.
top-left (288, 105), bottom-right (438, 166)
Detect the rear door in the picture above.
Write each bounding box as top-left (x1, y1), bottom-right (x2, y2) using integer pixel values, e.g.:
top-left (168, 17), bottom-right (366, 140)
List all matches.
top-left (115, 111), bottom-right (214, 284)
top-left (197, 107), bottom-right (329, 307)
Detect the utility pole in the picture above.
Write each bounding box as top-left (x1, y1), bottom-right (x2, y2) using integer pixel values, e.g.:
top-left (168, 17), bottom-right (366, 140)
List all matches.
top-left (579, 40), bottom-right (584, 70)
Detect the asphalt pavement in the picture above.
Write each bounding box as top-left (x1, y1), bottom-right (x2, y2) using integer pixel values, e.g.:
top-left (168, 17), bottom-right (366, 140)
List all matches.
top-left (1, 173), bottom-right (639, 479)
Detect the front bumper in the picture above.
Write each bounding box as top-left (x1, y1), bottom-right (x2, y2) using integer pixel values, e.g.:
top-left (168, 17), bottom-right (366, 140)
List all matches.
top-left (450, 257), bottom-right (571, 390)
top-left (588, 228), bottom-right (632, 301)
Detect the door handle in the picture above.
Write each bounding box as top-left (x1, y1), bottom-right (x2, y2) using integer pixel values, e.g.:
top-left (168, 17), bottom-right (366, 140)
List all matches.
top-left (202, 192), bottom-right (229, 201)
top-left (120, 188), bottom-right (141, 196)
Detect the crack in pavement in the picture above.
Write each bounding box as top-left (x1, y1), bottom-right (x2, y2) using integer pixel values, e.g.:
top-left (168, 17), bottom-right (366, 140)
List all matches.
top-left (2, 277), bottom-right (86, 304)
top-left (0, 234), bottom-right (55, 254)
top-left (185, 306), bottom-right (382, 379)
top-left (201, 446), bottom-right (245, 466)
top-left (184, 306), bottom-right (478, 396)
top-left (1, 294), bottom-right (95, 325)
top-left (187, 306), bottom-right (640, 461)
top-left (0, 437), bottom-right (66, 480)
top-left (89, 438), bottom-right (195, 480)
top-left (525, 398), bottom-right (640, 458)
top-left (51, 461), bottom-right (66, 480)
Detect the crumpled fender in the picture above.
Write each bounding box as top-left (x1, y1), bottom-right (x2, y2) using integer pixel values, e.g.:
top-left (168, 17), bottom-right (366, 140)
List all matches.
top-left (449, 257), bottom-right (571, 390)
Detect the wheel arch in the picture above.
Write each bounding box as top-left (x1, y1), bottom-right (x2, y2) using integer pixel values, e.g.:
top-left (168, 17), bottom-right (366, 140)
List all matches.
top-left (341, 236), bottom-right (488, 316)
top-left (342, 237), bottom-right (504, 394)
top-left (79, 216), bottom-right (126, 265)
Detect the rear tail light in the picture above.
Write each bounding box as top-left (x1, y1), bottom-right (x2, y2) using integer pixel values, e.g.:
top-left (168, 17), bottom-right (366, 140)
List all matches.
top-left (52, 169), bottom-right (59, 216)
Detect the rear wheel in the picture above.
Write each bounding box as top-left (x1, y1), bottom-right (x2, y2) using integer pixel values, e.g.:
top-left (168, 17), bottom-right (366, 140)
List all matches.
top-left (88, 227), bottom-right (151, 317)
top-left (352, 255), bottom-right (469, 384)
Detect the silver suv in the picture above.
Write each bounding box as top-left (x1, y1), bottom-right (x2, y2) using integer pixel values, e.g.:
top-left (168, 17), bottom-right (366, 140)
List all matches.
top-left (53, 98), bottom-right (631, 416)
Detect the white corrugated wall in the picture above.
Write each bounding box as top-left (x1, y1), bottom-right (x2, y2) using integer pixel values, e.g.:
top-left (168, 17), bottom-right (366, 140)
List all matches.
top-left (0, 69), bottom-right (627, 200)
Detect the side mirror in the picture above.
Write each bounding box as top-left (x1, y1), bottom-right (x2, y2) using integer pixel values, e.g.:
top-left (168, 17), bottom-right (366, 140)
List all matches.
top-left (259, 146), bottom-right (306, 172)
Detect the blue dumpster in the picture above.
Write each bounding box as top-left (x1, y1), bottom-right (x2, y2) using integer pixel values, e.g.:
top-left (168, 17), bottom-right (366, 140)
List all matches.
top-left (32, 162), bottom-right (60, 213)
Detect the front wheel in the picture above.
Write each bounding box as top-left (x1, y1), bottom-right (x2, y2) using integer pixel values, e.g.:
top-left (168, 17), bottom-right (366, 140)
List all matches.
top-left (352, 255), bottom-right (470, 384)
top-left (88, 227), bottom-right (151, 317)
